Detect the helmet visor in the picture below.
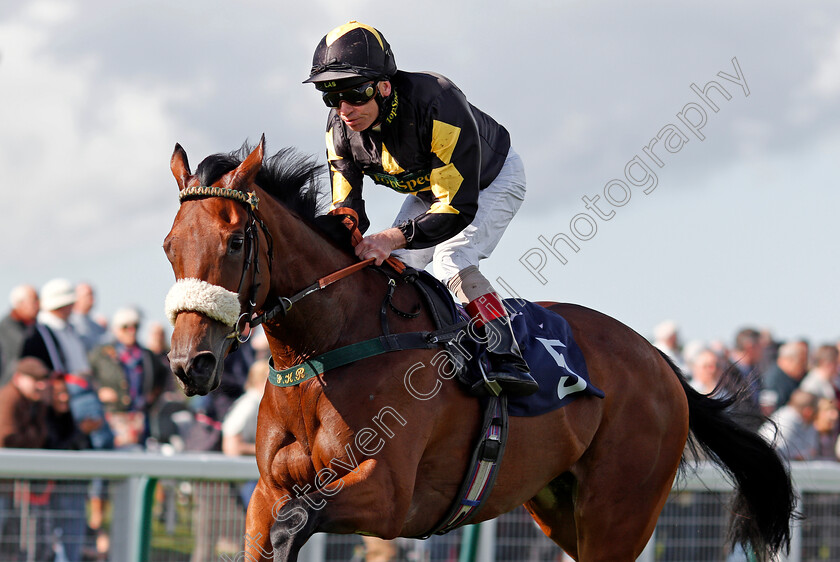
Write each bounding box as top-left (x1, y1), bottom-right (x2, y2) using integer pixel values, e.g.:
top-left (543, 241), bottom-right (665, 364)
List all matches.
top-left (321, 82), bottom-right (377, 108)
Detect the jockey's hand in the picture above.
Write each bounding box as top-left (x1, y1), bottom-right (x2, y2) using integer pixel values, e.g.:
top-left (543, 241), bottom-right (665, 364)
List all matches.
top-left (355, 228), bottom-right (407, 266)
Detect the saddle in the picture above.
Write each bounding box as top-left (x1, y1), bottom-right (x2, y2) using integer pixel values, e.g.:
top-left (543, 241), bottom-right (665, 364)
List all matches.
top-left (403, 269), bottom-right (604, 416)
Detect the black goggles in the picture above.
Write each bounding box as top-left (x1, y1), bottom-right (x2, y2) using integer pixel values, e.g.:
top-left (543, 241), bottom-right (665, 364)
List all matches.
top-left (321, 82), bottom-right (377, 108)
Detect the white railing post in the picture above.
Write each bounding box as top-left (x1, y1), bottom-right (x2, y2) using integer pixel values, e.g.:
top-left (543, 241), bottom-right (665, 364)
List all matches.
top-left (476, 517), bottom-right (497, 561)
top-left (108, 477), bottom-right (136, 562)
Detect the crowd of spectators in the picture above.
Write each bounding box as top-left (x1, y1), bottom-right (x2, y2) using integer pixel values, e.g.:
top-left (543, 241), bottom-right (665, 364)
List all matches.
top-left (0, 279), bottom-right (270, 561)
top-left (1, 278), bottom-right (838, 560)
top-left (652, 319), bottom-right (840, 462)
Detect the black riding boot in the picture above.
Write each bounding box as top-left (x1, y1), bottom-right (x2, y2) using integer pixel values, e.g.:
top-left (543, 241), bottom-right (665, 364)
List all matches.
top-left (466, 293), bottom-right (539, 397)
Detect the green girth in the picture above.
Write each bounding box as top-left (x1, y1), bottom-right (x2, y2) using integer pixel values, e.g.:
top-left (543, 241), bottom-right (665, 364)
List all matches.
top-left (268, 331), bottom-right (449, 387)
top-left (270, 337), bottom-right (390, 387)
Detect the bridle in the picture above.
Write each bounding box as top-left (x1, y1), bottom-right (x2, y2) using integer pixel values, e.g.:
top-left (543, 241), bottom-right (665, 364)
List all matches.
top-left (176, 185), bottom-right (376, 349)
top-left (178, 185), bottom-right (273, 348)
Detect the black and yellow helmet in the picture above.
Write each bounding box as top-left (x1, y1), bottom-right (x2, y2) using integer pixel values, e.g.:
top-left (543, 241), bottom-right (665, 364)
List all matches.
top-left (303, 21), bottom-right (397, 88)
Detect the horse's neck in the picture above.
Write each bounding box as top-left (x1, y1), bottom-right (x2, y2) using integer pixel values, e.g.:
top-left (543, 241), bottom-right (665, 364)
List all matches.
top-left (261, 201), bottom-right (379, 363)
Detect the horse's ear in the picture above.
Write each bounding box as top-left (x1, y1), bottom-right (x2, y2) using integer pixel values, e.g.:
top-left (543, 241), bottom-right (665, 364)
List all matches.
top-left (171, 143), bottom-right (191, 191)
top-left (230, 134), bottom-right (265, 189)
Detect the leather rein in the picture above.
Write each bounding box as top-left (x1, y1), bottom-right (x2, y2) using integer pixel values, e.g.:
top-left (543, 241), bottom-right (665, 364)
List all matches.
top-left (177, 186), bottom-right (376, 348)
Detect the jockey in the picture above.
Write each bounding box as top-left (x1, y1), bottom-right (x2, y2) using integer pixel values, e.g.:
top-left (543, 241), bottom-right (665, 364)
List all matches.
top-left (304, 21), bottom-right (538, 397)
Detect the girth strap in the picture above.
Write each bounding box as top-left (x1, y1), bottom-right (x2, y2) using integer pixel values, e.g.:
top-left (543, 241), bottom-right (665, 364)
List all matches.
top-left (416, 395), bottom-right (509, 538)
top-left (267, 324), bottom-right (466, 388)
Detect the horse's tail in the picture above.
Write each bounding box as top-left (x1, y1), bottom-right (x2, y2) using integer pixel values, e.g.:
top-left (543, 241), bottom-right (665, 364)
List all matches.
top-left (660, 351), bottom-right (796, 561)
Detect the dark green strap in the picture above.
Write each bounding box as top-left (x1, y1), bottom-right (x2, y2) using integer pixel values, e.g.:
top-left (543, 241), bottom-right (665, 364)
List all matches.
top-left (269, 331), bottom-right (440, 387)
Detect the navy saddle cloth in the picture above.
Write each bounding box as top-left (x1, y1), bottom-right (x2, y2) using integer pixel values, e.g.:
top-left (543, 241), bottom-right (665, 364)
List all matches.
top-left (410, 270), bottom-right (605, 417)
top-left (499, 299), bottom-right (605, 416)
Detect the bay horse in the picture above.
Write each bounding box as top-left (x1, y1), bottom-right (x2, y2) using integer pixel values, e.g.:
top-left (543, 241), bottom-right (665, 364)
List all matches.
top-left (163, 137), bottom-right (794, 561)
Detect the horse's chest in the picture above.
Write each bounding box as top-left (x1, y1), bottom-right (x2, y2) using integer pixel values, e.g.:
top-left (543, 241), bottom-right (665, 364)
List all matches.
top-left (263, 412), bottom-right (357, 485)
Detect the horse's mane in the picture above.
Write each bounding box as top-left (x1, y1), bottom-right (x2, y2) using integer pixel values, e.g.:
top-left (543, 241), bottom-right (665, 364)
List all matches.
top-left (195, 142), bottom-right (328, 221)
top-left (195, 141), bottom-right (354, 250)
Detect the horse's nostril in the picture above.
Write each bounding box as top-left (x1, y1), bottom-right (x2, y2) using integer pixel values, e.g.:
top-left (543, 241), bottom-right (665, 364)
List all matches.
top-left (191, 352), bottom-right (218, 379)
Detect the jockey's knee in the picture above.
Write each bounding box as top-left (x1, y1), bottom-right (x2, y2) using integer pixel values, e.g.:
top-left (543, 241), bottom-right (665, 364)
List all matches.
top-left (447, 266), bottom-right (494, 304)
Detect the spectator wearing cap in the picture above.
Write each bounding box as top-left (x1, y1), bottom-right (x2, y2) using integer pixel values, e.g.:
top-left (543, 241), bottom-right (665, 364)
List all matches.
top-left (70, 282), bottom-right (108, 352)
top-left (88, 307), bottom-right (168, 448)
top-left (22, 278), bottom-right (113, 450)
top-left (20, 280), bottom-right (114, 557)
top-left (0, 357), bottom-right (51, 558)
top-left (0, 285), bottom-right (40, 386)
top-left (22, 279), bottom-right (90, 375)
top-left (0, 357), bottom-right (50, 448)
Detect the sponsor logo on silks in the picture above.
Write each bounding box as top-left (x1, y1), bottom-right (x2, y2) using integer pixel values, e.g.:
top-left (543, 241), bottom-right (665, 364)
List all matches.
top-left (322, 81), bottom-right (338, 89)
top-left (386, 91), bottom-right (399, 124)
top-left (367, 169), bottom-right (432, 193)
top-left (535, 337), bottom-right (588, 400)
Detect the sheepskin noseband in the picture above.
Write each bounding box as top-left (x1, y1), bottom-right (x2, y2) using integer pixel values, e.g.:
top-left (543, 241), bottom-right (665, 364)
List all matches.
top-left (165, 278), bottom-right (241, 326)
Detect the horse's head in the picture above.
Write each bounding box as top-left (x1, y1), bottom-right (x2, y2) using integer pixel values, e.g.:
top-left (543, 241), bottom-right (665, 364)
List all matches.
top-left (163, 137), bottom-right (272, 396)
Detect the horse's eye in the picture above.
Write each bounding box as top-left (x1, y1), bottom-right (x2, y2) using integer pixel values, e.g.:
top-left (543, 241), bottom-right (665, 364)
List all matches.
top-left (229, 237), bottom-right (245, 254)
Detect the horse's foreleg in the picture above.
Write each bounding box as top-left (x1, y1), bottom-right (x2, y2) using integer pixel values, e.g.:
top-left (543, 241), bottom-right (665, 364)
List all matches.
top-left (244, 485), bottom-right (323, 562)
top-left (245, 479), bottom-right (284, 562)
top-left (267, 494), bottom-right (323, 562)
top-left (265, 458), bottom-right (414, 560)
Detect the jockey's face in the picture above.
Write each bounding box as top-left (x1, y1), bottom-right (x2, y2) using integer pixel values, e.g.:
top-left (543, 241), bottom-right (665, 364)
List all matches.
top-left (337, 81), bottom-right (391, 132)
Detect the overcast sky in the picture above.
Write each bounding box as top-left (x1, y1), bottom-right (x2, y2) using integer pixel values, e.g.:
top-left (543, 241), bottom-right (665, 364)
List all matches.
top-left (2, 0), bottom-right (839, 350)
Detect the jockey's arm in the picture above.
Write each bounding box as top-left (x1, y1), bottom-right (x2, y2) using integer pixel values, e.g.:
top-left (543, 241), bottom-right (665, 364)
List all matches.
top-left (388, 87), bottom-right (482, 251)
top-left (326, 119), bottom-right (370, 233)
